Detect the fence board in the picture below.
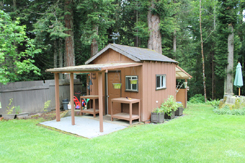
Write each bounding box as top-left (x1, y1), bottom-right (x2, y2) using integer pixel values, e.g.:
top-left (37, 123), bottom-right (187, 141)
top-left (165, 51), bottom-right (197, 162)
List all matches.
top-left (0, 79), bottom-right (85, 115)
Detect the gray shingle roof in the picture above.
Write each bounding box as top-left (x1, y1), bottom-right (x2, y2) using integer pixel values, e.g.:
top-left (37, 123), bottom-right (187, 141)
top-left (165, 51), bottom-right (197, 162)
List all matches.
top-left (85, 44), bottom-right (178, 64)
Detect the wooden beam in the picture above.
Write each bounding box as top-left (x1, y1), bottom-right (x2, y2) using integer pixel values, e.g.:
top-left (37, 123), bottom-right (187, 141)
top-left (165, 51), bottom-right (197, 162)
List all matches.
top-left (54, 73), bottom-right (60, 121)
top-left (98, 72), bottom-right (103, 132)
top-left (70, 73), bottom-right (75, 125)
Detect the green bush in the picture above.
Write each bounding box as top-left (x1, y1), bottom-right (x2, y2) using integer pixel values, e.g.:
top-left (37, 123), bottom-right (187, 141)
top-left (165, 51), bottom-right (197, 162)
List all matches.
top-left (213, 106), bottom-right (245, 115)
top-left (206, 99), bottom-right (220, 109)
top-left (152, 107), bottom-right (164, 113)
top-left (161, 95), bottom-right (183, 116)
top-left (189, 94), bottom-right (205, 103)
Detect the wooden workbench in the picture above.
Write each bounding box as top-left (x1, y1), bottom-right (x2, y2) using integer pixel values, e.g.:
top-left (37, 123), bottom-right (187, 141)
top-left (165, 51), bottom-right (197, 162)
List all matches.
top-left (111, 97), bottom-right (140, 125)
top-left (80, 95), bottom-right (99, 117)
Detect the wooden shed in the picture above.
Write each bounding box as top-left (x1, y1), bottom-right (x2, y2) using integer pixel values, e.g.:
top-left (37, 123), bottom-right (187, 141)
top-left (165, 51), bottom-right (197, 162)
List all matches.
top-left (46, 44), bottom-right (192, 132)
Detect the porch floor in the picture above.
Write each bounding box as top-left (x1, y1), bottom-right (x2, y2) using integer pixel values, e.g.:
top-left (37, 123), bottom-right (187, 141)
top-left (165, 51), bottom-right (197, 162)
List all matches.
top-left (40, 114), bottom-right (140, 138)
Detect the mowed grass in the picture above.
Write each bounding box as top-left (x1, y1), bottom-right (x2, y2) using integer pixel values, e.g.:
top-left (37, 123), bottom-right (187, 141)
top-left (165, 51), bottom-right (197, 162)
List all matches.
top-left (1, 104), bottom-right (245, 163)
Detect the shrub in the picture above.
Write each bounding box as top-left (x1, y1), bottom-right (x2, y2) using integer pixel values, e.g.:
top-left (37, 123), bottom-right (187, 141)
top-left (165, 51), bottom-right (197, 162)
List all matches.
top-left (213, 106), bottom-right (245, 115)
top-left (152, 107), bottom-right (164, 113)
top-left (161, 95), bottom-right (182, 116)
top-left (206, 99), bottom-right (220, 109)
top-left (189, 94), bottom-right (205, 103)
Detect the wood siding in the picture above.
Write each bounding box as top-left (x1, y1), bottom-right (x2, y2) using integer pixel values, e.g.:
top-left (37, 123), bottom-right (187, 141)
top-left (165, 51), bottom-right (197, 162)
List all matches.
top-left (90, 50), bottom-right (177, 122)
top-left (176, 89), bottom-right (187, 108)
top-left (141, 61), bottom-right (176, 121)
top-left (92, 49), bottom-right (135, 64)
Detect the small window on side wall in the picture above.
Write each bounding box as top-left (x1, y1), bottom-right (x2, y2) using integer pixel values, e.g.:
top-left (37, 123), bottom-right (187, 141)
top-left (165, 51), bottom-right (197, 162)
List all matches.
top-left (156, 74), bottom-right (166, 90)
top-left (125, 76), bottom-right (138, 92)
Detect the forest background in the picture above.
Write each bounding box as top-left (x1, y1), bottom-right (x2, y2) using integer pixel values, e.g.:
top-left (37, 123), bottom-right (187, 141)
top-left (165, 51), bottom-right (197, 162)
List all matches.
top-left (1, 0), bottom-right (245, 101)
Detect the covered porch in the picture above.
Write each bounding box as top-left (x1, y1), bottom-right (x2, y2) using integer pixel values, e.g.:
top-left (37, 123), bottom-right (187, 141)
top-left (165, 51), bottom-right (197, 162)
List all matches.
top-left (46, 63), bottom-right (142, 133)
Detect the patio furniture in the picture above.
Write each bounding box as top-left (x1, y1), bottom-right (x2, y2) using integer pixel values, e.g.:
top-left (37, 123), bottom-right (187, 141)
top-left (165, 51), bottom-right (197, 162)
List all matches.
top-left (80, 95), bottom-right (99, 117)
top-left (111, 97), bottom-right (140, 125)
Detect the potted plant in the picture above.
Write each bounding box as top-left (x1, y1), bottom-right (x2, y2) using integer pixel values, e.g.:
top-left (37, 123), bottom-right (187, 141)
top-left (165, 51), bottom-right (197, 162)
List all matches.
top-left (129, 79), bottom-right (138, 84)
top-left (161, 95), bottom-right (180, 119)
top-left (151, 107), bottom-right (164, 123)
top-left (113, 83), bottom-right (122, 89)
top-left (175, 102), bottom-right (184, 116)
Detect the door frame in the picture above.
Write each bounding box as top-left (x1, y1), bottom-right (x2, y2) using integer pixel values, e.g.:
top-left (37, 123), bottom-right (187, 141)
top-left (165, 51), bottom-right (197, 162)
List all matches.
top-left (105, 70), bottom-right (121, 115)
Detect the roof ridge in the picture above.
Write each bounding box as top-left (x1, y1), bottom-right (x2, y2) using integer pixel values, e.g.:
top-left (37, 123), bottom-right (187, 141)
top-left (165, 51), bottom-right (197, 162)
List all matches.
top-left (110, 44), bottom-right (141, 60)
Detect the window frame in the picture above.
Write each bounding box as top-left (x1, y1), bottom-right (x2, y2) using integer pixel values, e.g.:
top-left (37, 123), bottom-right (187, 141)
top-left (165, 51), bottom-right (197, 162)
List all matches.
top-left (156, 74), bottom-right (166, 90)
top-left (125, 75), bottom-right (138, 92)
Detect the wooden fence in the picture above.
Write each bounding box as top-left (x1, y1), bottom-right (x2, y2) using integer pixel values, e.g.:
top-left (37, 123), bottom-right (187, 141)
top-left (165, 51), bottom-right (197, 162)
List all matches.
top-left (0, 79), bottom-right (85, 115)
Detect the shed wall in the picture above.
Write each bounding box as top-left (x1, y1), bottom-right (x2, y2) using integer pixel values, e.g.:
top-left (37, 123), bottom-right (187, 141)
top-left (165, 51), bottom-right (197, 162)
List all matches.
top-left (92, 49), bottom-right (135, 64)
top-left (142, 61), bottom-right (176, 121)
top-left (90, 50), bottom-right (177, 122)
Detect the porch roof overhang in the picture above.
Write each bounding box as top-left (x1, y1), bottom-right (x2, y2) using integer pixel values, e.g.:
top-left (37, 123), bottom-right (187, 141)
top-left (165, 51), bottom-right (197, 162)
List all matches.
top-left (46, 63), bottom-right (143, 73)
top-left (176, 66), bottom-right (192, 79)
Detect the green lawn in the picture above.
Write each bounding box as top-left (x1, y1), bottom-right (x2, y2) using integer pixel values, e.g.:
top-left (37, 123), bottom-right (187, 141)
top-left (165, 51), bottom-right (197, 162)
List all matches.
top-left (1, 104), bottom-right (245, 163)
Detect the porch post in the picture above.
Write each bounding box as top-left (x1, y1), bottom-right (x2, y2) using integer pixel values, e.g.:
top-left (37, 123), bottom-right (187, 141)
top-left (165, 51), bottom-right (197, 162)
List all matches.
top-left (98, 72), bottom-right (103, 132)
top-left (185, 79), bottom-right (187, 108)
top-left (70, 73), bottom-right (75, 125)
top-left (55, 73), bottom-right (60, 121)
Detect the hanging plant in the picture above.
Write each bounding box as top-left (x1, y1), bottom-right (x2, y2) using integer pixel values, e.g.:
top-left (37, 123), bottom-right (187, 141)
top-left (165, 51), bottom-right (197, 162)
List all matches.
top-left (130, 79), bottom-right (138, 84)
top-left (113, 83), bottom-right (122, 89)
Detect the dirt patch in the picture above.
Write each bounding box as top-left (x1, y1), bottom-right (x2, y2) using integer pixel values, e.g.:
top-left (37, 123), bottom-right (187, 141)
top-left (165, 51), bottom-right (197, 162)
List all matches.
top-left (30, 110), bottom-right (68, 121)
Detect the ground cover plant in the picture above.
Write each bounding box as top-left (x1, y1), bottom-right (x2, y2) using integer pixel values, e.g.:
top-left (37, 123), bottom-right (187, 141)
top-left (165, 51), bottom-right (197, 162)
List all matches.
top-left (1, 104), bottom-right (245, 162)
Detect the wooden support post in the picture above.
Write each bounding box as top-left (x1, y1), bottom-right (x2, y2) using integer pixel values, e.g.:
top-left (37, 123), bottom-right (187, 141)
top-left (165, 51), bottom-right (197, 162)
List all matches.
top-left (55, 73), bottom-right (60, 121)
top-left (129, 102), bottom-right (132, 125)
top-left (98, 72), bottom-right (103, 132)
top-left (185, 79), bottom-right (187, 108)
top-left (70, 73), bottom-right (75, 125)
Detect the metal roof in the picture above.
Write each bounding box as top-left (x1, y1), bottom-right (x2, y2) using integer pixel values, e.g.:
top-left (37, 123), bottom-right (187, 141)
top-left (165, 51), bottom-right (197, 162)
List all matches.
top-left (85, 44), bottom-right (178, 64)
top-left (46, 63), bottom-right (142, 73)
top-left (176, 66), bottom-right (192, 79)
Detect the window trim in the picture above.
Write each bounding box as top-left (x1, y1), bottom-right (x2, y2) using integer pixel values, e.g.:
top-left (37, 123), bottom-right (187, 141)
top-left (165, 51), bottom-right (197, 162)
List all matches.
top-left (125, 75), bottom-right (138, 92)
top-left (156, 74), bottom-right (166, 90)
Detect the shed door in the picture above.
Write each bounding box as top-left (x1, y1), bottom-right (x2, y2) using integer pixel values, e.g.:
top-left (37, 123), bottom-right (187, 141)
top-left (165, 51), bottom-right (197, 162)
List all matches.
top-left (108, 71), bottom-right (121, 115)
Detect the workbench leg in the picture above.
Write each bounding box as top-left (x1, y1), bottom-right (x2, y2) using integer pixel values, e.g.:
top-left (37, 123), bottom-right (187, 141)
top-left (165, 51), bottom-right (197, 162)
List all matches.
top-left (93, 99), bottom-right (96, 118)
top-left (130, 103), bottom-right (132, 125)
top-left (111, 101), bottom-right (113, 121)
top-left (138, 102), bottom-right (140, 122)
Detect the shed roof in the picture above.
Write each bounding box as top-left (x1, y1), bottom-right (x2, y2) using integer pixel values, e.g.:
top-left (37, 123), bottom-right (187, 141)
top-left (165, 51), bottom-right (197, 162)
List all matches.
top-left (176, 66), bottom-right (192, 79)
top-left (46, 63), bottom-right (142, 73)
top-left (85, 44), bottom-right (178, 64)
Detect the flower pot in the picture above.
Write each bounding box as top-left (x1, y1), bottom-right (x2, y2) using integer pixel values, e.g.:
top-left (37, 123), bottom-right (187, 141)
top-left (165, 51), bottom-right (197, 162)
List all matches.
top-left (113, 83), bottom-right (122, 89)
top-left (17, 112), bottom-right (29, 119)
top-left (130, 79), bottom-right (138, 84)
top-left (2, 114), bottom-right (15, 120)
top-left (175, 107), bottom-right (184, 116)
top-left (151, 112), bottom-right (164, 123)
top-left (164, 110), bottom-right (175, 119)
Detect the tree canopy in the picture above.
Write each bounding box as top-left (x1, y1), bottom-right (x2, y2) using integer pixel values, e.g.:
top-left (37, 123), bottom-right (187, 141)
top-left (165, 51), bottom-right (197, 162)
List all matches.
top-left (1, 0), bottom-right (245, 99)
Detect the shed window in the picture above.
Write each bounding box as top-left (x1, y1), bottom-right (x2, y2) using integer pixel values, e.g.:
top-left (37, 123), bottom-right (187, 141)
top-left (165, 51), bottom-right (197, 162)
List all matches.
top-left (156, 74), bottom-right (166, 90)
top-left (125, 76), bottom-right (138, 91)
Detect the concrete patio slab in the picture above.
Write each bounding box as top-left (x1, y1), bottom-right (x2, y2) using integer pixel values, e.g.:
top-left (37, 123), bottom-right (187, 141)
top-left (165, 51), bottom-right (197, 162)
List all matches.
top-left (40, 116), bottom-right (127, 138)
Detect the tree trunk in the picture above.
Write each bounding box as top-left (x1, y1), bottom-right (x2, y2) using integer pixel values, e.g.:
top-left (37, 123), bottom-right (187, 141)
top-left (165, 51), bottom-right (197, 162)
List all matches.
top-left (0, 0), bottom-right (4, 9)
top-left (54, 39), bottom-right (58, 68)
top-left (13, 0), bottom-right (16, 10)
top-left (225, 25), bottom-right (234, 96)
top-left (212, 50), bottom-right (215, 99)
top-left (135, 7), bottom-right (139, 47)
top-left (64, 0), bottom-right (75, 79)
top-left (91, 26), bottom-right (98, 57)
top-left (173, 29), bottom-right (176, 59)
top-left (59, 38), bottom-right (63, 79)
top-left (147, 1), bottom-right (162, 54)
top-left (199, 0), bottom-right (207, 102)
